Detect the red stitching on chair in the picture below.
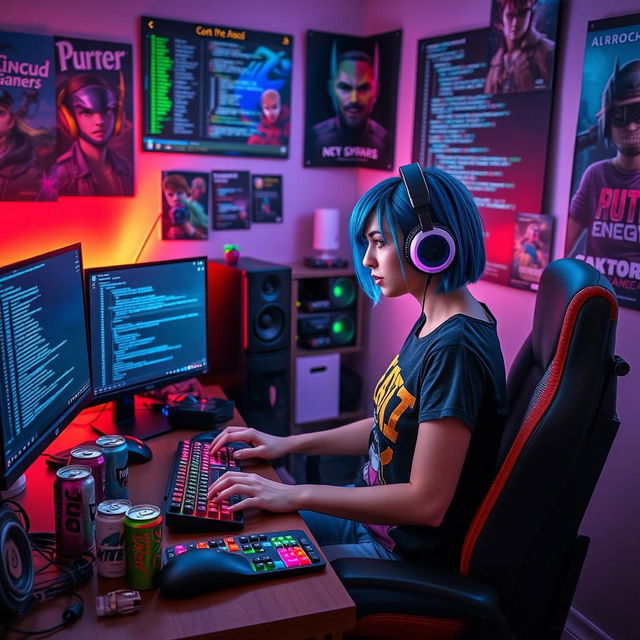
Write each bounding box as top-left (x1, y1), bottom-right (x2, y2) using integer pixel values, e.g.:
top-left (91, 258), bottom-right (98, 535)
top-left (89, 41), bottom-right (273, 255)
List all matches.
top-left (348, 613), bottom-right (467, 639)
top-left (460, 286), bottom-right (616, 574)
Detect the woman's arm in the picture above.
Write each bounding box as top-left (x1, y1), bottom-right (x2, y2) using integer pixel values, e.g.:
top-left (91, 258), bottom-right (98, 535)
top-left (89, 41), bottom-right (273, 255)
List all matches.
top-left (210, 417), bottom-right (373, 460)
top-left (287, 418), bottom-right (374, 456)
top-left (210, 417), bottom-right (471, 527)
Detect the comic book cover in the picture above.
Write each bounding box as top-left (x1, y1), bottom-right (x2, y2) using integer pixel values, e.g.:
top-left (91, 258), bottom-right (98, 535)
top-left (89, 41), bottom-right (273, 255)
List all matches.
top-left (0, 30), bottom-right (57, 201)
top-left (252, 174), bottom-right (282, 223)
top-left (161, 170), bottom-right (209, 240)
top-left (54, 36), bottom-right (134, 196)
top-left (565, 13), bottom-right (640, 310)
top-left (509, 213), bottom-right (554, 290)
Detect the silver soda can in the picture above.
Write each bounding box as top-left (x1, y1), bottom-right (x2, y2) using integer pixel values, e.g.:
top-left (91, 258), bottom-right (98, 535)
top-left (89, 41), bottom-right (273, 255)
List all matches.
top-left (96, 435), bottom-right (129, 499)
top-left (54, 465), bottom-right (96, 557)
top-left (96, 499), bottom-right (132, 578)
top-left (69, 445), bottom-right (106, 504)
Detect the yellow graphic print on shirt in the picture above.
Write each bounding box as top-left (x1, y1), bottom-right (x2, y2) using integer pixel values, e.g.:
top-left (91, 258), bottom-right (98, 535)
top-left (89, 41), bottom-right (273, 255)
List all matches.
top-left (365, 355), bottom-right (416, 485)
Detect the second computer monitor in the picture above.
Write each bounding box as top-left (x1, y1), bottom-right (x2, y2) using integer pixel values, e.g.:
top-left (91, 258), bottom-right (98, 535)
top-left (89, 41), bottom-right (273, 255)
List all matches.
top-left (86, 257), bottom-right (208, 439)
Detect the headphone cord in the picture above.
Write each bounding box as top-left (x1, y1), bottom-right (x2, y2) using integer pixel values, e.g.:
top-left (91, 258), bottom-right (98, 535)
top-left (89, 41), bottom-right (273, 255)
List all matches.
top-left (421, 274), bottom-right (433, 318)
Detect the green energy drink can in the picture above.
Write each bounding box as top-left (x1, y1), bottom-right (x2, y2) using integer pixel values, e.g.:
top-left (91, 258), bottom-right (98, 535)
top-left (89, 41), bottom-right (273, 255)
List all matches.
top-left (124, 504), bottom-right (163, 589)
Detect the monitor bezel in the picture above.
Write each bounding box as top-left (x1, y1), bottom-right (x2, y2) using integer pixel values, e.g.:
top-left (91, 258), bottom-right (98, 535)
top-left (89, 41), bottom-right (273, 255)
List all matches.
top-left (0, 243), bottom-right (93, 491)
top-left (84, 255), bottom-right (209, 406)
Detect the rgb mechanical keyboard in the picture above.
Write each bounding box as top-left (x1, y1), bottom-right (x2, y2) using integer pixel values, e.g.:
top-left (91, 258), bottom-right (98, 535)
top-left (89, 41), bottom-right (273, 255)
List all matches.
top-left (164, 529), bottom-right (325, 574)
top-left (163, 439), bottom-right (243, 532)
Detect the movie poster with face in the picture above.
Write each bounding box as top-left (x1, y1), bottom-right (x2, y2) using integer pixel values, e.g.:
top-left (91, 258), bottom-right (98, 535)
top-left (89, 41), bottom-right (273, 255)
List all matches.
top-left (161, 170), bottom-right (209, 240)
top-left (565, 13), bottom-right (640, 310)
top-left (304, 30), bottom-right (401, 170)
top-left (0, 30), bottom-right (57, 201)
top-left (54, 36), bottom-right (134, 196)
top-left (485, 0), bottom-right (559, 95)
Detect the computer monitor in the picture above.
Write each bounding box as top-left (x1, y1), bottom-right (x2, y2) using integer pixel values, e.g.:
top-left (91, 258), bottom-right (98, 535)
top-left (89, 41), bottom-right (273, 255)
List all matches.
top-left (85, 256), bottom-right (208, 440)
top-left (0, 244), bottom-right (92, 495)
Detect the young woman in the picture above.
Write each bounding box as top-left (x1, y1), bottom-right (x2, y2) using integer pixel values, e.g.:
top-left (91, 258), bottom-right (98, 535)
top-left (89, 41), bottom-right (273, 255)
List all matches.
top-left (208, 165), bottom-right (507, 569)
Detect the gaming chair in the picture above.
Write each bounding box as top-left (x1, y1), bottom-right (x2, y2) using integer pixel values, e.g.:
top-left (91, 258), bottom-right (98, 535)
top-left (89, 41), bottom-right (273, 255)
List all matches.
top-left (332, 258), bottom-right (629, 640)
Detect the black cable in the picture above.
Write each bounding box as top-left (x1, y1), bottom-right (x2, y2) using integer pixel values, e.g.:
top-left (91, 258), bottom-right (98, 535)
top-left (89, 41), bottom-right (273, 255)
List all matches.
top-left (3, 593), bottom-right (84, 637)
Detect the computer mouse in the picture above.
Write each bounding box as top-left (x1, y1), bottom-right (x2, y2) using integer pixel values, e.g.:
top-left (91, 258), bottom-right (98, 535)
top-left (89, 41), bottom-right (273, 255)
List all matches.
top-left (159, 549), bottom-right (254, 598)
top-left (46, 436), bottom-right (153, 468)
top-left (123, 435), bottom-right (153, 464)
top-left (190, 430), bottom-right (251, 451)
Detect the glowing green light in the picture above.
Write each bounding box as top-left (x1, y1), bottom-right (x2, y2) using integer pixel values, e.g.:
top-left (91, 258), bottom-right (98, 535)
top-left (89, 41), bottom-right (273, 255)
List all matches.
top-left (332, 320), bottom-right (344, 334)
top-left (333, 285), bottom-right (343, 298)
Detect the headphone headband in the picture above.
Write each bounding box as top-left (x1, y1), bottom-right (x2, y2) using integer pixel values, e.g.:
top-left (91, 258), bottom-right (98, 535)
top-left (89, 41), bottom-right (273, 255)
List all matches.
top-left (399, 163), bottom-right (434, 232)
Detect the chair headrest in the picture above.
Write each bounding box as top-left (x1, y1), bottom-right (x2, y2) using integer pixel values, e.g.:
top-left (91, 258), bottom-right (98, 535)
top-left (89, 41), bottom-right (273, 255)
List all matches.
top-left (532, 259), bottom-right (616, 369)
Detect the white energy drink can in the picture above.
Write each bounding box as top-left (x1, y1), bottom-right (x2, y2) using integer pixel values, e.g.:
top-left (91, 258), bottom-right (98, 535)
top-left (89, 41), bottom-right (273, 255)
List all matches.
top-left (96, 499), bottom-right (132, 578)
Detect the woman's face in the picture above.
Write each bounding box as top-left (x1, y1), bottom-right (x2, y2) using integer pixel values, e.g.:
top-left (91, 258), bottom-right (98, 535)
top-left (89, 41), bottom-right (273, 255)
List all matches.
top-left (362, 213), bottom-right (423, 298)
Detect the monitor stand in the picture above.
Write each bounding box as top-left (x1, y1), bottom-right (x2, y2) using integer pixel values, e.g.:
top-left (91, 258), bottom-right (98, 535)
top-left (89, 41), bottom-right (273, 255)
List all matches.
top-left (92, 394), bottom-right (174, 441)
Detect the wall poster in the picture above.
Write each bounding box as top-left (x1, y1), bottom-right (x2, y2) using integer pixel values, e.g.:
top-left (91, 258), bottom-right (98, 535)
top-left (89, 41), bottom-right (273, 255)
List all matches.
top-left (54, 36), bottom-right (134, 196)
top-left (0, 30), bottom-right (57, 201)
top-left (304, 29), bottom-right (401, 170)
top-left (413, 0), bottom-right (560, 288)
top-left (565, 12), bottom-right (640, 311)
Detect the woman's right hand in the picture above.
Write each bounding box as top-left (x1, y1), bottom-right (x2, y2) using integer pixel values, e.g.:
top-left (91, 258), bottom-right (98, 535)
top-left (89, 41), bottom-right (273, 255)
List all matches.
top-left (208, 426), bottom-right (290, 461)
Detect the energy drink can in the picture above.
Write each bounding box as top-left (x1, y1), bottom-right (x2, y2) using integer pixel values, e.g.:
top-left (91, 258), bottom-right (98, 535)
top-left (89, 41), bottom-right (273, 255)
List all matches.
top-left (96, 499), bottom-right (132, 578)
top-left (54, 465), bottom-right (96, 557)
top-left (96, 435), bottom-right (129, 499)
top-left (69, 445), bottom-right (106, 504)
top-left (124, 504), bottom-right (163, 590)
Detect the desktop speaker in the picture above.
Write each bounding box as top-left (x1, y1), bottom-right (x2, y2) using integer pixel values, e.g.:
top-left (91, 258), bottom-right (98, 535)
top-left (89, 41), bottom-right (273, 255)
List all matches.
top-left (206, 258), bottom-right (291, 437)
top-left (0, 505), bottom-right (33, 619)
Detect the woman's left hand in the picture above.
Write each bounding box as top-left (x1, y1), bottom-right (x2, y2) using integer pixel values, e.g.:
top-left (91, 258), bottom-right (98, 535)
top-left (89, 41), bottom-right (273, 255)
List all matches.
top-left (208, 472), bottom-right (301, 513)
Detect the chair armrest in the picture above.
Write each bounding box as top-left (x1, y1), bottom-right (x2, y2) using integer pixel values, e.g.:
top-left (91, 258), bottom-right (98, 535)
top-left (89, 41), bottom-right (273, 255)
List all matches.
top-left (331, 557), bottom-right (501, 621)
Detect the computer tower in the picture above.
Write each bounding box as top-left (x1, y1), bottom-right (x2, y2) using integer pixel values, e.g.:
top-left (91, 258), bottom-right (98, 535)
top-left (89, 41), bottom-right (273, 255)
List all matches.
top-left (206, 258), bottom-right (291, 437)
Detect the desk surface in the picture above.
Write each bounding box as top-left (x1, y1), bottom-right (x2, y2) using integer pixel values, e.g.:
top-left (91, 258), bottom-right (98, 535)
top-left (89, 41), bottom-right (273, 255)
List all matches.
top-left (12, 390), bottom-right (355, 640)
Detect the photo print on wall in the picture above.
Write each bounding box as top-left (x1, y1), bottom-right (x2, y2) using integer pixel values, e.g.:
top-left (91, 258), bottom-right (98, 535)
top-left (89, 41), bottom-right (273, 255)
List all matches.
top-left (161, 170), bottom-right (209, 240)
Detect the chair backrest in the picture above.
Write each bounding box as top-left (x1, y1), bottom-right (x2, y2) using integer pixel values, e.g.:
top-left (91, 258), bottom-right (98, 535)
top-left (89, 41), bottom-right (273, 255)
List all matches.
top-left (460, 258), bottom-right (624, 636)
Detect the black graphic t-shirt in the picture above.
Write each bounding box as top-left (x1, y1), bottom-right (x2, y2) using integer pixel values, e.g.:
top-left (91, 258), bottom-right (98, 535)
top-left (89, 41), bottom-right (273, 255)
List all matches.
top-left (357, 306), bottom-right (507, 568)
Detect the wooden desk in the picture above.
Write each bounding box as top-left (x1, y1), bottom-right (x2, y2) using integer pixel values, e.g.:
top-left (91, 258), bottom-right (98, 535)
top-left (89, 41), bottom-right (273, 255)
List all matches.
top-left (12, 390), bottom-right (355, 640)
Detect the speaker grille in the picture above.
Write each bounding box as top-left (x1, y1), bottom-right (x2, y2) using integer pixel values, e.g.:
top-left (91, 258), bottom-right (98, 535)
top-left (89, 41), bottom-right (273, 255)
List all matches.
top-left (253, 304), bottom-right (287, 343)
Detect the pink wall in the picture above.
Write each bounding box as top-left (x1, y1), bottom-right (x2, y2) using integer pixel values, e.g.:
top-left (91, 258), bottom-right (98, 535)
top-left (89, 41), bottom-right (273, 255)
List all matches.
top-left (1, 0), bottom-right (366, 269)
top-left (2, 0), bottom-right (638, 637)
top-left (362, 1), bottom-right (640, 639)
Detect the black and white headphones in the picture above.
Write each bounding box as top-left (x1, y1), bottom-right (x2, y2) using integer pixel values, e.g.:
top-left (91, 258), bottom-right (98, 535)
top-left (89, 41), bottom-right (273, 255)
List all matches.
top-left (399, 162), bottom-right (456, 274)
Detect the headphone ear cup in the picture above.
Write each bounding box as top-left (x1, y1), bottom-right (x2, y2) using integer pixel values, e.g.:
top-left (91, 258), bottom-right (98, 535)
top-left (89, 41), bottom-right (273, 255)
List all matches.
top-left (406, 225), bottom-right (456, 274)
top-left (0, 506), bottom-right (33, 619)
top-left (404, 225), bottom-right (423, 269)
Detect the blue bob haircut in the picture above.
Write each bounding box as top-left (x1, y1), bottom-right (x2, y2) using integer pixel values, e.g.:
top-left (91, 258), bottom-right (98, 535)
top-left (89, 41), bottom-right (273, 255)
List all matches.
top-left (349, 167), bottom-right (486, 304)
